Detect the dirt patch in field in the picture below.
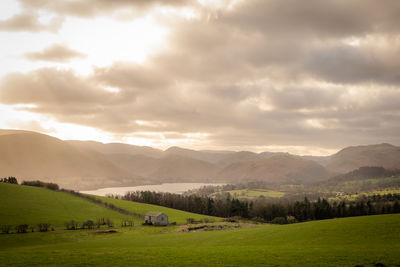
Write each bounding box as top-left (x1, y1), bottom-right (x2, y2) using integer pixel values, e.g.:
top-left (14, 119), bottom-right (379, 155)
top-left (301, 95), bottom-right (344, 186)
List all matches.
top-left (177, 223), bottom-right (255, 232)
top-left (90, 230), bottom-right (118, 234)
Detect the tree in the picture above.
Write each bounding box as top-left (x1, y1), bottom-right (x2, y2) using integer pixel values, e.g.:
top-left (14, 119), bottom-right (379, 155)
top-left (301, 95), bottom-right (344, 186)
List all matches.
top-left (64, 220), bottom-right (79, 230)
top-left (38, 223), bottom-right (51, 232)
top-left (82, 220), bottom-right (95, 229)
top-left (1, 225), bottom-right (12, 234)
top-left (16, 224), bottom-right (29, 233)
top-left (0, 177), bottom-right (18, 184)
top-left (106, 218), bottom-right (114, 228)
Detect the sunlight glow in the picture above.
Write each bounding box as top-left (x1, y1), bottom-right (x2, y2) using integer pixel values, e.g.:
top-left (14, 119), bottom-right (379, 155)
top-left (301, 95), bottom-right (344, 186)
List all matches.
top-left (306, 119), bottom-right (325, 129)
top-left (60, 16), bottom-right (169, 74)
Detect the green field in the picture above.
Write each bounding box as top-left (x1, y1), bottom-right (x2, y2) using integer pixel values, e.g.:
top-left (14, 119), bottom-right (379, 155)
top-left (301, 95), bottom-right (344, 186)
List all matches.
top-left (1, 183), bottom-right (400, 266)
top-left (0, 183), bottom-right (218, 227)
top-left (95, 195), bottom-right (219, 224)
top-left (329, 188), bottom-right (400, 201)
top-left (214, 189), bottom-right (285, 199)
top-left (0, 214), bottom-right (399, 266)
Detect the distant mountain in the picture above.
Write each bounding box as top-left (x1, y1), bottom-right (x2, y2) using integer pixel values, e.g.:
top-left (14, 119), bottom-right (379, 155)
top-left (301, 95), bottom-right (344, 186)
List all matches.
top-left (216, 151), bottom-right (260, 167)
top-left (150, 155), bottom-right (220, 182)
top-left (105, 153), bottom-right (219, 183)
top-left (165, 146), bottom-right (234, 164)
top-left (67, 140), bottom-right (164, 158)
top-left (302, 155), bottom-right (331, 166)
top-left (0, 130), bottom-right (135, 190)
top-left (325, 143), bottom-right (400, 173)
top-left (325, 166), bottom-right (400, 185)
top-left (216, 154), bottom-right (330, 184)
top-left (2, 129), bottom-right (400, 190)
top-left (105, 154), bottom-right (158, 177)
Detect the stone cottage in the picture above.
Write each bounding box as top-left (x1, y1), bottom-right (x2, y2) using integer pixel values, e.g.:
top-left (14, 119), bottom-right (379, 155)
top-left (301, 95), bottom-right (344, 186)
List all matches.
top-left (144, 212), bottom-right (168, 226)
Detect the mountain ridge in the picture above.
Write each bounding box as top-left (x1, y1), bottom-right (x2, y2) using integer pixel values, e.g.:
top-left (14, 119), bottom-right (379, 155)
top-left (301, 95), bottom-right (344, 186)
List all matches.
top-left (1, 129), bottom-right (400, 190)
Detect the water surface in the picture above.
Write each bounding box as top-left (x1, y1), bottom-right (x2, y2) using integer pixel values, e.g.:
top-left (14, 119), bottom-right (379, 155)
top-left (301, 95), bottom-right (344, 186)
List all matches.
top-left (81, 182), bottom-right (224, 196)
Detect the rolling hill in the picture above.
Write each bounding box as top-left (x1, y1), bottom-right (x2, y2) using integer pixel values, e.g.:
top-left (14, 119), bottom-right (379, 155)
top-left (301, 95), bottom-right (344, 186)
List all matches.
top-left (0, 130), bottom-right (135, 189)
top-left (0, 182), bottom-right (217, 226)
top-left (216, 154), bottom-right (330, 184)
top-left (326, 143), bottom-right (400, 173)
top-left (68, 140), bottom-right (164, 158)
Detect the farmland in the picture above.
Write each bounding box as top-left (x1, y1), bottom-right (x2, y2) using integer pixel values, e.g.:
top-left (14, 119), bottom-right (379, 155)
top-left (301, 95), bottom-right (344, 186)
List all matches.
top-left (0, 214), bottom-right (399, 266)
top-left (0, 183), bottom-right (400, 266)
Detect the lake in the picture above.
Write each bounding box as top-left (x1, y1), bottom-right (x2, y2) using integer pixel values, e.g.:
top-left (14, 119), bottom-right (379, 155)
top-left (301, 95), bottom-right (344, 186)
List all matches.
top-left (80, 183), bottom-right (224, 196)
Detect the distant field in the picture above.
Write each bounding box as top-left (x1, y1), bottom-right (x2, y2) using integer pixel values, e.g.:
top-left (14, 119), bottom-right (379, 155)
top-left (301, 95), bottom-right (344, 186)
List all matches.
top-left (0, 214), bottom-right (399, 266)
top-left (222, 189), bottom-right (285, 199)
top-left (0, 183), bottom-right (219, 227)
top-left (327, 177), bottom-right (400, 192)
top-left (329, 188), bottom-right (400, 201)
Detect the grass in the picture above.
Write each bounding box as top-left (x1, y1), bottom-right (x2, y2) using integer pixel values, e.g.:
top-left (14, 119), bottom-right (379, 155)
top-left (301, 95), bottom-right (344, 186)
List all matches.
top-left (1, 182), bottom-right (399, 266)
top-left (0, 214), bottom-right (399, 266)
top-left (94, 195), bottom-right (220, 224)
top-left (0, 183), bottom-right (128, 227)
top-left (215, 189), bottom-right (285, 199)
top-left (0, 183), bottom-right (219, 227)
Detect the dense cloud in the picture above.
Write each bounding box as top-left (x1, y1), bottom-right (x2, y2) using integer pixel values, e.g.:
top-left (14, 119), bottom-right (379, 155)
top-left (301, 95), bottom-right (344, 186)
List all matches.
top-left (0, 12), bottom-right (63, 32)
top-left (24, 44), bottom-right (86, 62)
top-left (1, 0), bottom-right (400, 152)
top-left (19, 0), bottom-right (193, 17)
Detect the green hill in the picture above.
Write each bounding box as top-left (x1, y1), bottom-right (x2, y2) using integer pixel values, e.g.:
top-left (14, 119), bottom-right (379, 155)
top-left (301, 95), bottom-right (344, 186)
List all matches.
top-left (0, 183), bottom-right (128, 227)
top-left (94, 195), bottom-right (218, 224)
top-left (0, 183), bottom-right (217, 227)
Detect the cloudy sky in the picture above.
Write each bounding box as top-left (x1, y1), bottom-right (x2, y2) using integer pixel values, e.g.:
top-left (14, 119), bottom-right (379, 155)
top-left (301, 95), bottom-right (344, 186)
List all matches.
top-left (0, 0), bottom-right (399, 155)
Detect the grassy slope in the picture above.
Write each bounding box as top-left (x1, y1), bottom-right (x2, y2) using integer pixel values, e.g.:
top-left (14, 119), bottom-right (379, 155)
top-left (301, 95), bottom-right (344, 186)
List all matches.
top-left (0, 214), bottom-right (399, 266)
top-left (95, 195), bottom-right (219, 224)
top-left (0, 183), bottom-right (128, 226)
top-left (0, 183), bottom-right (219, 227)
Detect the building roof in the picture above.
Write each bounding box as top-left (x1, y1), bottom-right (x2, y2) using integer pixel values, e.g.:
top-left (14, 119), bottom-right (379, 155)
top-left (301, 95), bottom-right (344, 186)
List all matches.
top-left (145, 211), bottom-right (165, 217)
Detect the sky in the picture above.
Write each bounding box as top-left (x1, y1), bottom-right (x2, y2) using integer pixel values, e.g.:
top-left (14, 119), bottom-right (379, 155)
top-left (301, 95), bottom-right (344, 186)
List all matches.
top-left (0, 0), bottom-right (399, 156)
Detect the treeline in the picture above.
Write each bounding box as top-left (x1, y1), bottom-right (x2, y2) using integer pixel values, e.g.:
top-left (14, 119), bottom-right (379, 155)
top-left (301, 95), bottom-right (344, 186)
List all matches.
top-left (1, 223), bottom-right (54, 234)
top-left (1, 217), bottom-right (134, 234)
top-left (115, 191), bottom-right (400, 224)
top-left (115, 191), bottom-right (251, 218)
top-left (0, 177), bottom-right (18, 184)
top-left (186, 181), bottom-right (273, 197)
top-left (22, 180), bottom-right (59, 190)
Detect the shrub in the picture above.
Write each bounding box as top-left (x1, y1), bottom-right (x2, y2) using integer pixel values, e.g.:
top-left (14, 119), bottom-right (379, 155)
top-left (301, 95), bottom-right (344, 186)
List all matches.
top-left (64, 220), bottom-right (79, 230)
top-left (202, 218), bottom-right (215, 223)
top-left (223, 217), bottom-right (239, 223)
top-left (121, 219), bottom-right (134, 227)
top-left (286, 216), bottom-right (297, 224)
top-left (16, 224), bottom-right (29, 233)
top-left (106, 218), bottom-right (114, 228)
top-left (38, 223), bottom-right (51, 232)
top-left (1, 225), bottom-right (12, 234)
top-left (271, 217), bottom-right (287, 225)
top-left (0, 177), bottom-right (18, 184)
top-left (186, 218), bottom-right (196, 224)
top-left (82, 220), bottom-right (95, 229)
top-left (22, 180), bottom-right (59, 191)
